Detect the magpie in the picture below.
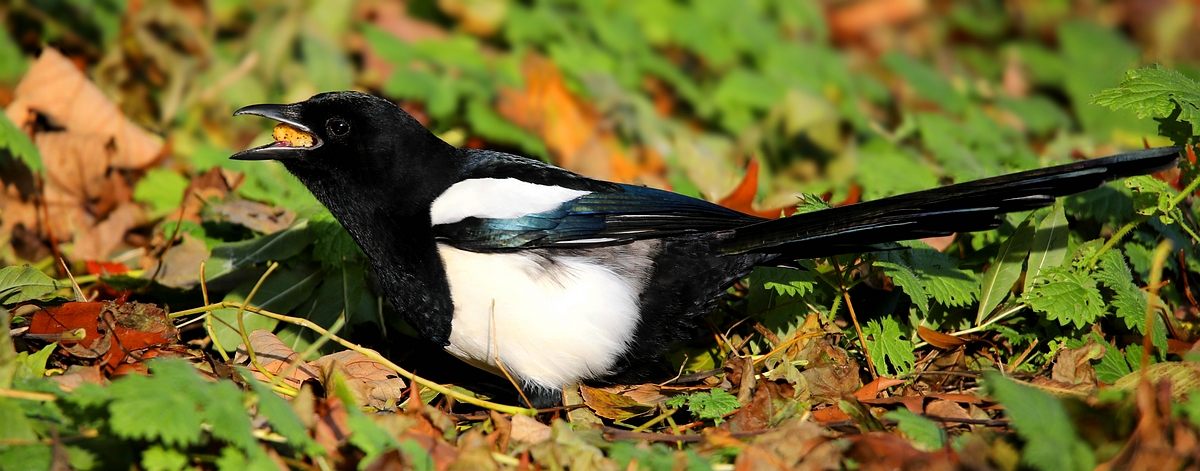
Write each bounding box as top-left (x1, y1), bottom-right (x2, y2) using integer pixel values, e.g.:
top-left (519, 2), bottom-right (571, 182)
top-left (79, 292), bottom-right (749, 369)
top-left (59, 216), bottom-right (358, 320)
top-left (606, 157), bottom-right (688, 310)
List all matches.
top-left (231, 91), bottom-right (1181, 408)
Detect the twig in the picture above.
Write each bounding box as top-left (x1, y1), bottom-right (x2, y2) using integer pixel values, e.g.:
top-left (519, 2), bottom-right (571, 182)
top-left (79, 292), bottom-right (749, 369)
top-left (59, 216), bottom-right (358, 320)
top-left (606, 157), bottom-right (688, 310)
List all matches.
top-left (831, 257), bottom-right (877, 379)
top-left (59, 259), bottom-right (85, 302)
top-left (1143, 240), bottom-right (1173, 371)
top-left (170, 301), bottom-right (537, 415)
top-left (236, 262), bottom-right (281, 382)
top-left (490, 300), bottom-right (532, 407)
top-left (199, 261), bottom-right (230, 362)
top-left (602, 426), bottom-right (769, 442)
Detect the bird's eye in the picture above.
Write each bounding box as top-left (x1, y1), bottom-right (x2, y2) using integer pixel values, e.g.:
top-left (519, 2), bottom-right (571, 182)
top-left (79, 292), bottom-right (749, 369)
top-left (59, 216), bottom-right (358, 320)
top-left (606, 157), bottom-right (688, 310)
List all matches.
top-left (327, 118), bottom-right (350, 137)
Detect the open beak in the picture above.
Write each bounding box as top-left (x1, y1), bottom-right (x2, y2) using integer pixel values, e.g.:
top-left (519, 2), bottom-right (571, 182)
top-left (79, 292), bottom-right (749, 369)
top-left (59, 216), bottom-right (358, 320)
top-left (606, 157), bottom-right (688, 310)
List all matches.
top-left (230, 104), bottom-right (323, 160)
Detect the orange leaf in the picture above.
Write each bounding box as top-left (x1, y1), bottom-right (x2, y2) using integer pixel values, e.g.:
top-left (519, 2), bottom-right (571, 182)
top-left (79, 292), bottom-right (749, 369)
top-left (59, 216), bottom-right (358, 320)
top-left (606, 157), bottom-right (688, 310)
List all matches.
top-left (917, 326), bottom-right (966, 350)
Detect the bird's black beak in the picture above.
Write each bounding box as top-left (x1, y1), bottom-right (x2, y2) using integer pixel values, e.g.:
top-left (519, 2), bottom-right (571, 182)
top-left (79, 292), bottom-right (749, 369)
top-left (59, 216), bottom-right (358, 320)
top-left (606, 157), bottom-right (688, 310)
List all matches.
top-left (230, 103), bottom-right (323, 160)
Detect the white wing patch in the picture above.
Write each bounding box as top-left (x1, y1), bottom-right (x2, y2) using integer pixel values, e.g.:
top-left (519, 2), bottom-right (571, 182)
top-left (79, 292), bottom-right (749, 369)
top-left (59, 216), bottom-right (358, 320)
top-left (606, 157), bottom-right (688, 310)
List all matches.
top-left (430, 178), bottom-right (590, 225)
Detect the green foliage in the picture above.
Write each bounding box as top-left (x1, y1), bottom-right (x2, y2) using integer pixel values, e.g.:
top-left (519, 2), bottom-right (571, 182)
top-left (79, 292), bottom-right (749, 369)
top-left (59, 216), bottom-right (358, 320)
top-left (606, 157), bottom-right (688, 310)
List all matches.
top-left (883, 408), bottom-right (946, 450)
top-left (1092, 64), bottom-right (1200, 127)
top-left (876, 243), bottom-right (977, 316)
top-left (751, 266), bottom-right (817, 298)
top-left (0, 113), bottom-right (41, 173)
top-left (984, 372), bottom-right (1095, 471)
top-left (862, 315), bottom-right (916, 376)
top-left (0, 266), bottom-right (63, 305)
top-left (977, 215), bottom-right (1035, 321)
top-left (134, 169), bottom-right (191, 217)
top-left (665, 389), bottom-right (741, 425)
top-left (1025, 267), bottom-right (1106, 329)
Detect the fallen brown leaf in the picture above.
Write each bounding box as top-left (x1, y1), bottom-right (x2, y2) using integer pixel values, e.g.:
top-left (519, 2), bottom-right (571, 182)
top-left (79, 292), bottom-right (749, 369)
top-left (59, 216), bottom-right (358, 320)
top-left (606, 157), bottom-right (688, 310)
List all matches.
top-left (509, 414), bottom-right (551, 445)
top-left (233, 330), bottom-right (319, 389)
top-left (579, 383), bottom-right (653, 420)
top-left (313, 349), bottom-right (406, 410)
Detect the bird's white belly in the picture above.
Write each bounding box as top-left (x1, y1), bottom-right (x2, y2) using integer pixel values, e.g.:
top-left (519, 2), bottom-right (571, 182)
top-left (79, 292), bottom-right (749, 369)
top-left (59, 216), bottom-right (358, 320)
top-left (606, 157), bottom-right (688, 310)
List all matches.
top-left (435, 243), bottom-right (643, 391)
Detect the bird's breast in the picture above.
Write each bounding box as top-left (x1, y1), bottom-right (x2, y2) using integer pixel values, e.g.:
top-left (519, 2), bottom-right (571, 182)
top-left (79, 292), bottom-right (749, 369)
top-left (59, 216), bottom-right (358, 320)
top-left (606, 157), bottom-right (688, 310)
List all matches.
top-left (434, 242), bottom-right (658, 390)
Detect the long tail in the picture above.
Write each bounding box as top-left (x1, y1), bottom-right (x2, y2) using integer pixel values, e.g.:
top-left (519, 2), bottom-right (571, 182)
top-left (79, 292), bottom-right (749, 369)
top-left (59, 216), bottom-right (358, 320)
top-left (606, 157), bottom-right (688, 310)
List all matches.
top-left (718, 147), bottom-right (1182, 257)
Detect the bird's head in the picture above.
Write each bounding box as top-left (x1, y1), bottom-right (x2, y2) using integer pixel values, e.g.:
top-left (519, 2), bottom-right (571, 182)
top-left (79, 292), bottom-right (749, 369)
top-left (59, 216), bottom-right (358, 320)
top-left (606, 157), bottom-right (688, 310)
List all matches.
top-left (230, 91), bottom-right (453, 175)
top-left (230, 91), bottom-right (461, 210)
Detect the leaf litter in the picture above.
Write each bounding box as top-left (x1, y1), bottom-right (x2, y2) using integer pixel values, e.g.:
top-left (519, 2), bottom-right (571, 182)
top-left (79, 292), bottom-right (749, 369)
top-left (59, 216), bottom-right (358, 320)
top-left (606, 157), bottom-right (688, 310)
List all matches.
top-left (4, 2), bottom-right (1200, 471)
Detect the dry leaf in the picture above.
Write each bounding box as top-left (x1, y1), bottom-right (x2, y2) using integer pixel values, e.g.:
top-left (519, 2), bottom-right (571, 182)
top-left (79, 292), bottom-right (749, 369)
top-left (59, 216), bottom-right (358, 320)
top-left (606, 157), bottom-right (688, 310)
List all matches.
top-left (233, 330), bottom-right (320, 388)
top-left (916, 326), bottom-right (966, 350)
top-left (509, 414), bottom-right (551, 444)
top-left (579, 384), bottom-right (653, 420)
top-left (141, 233), bottom-right (211, 289)
top-left (210, 200), bottom-right (295, 234)
top-left (313, 349), bottom-right (406, 410)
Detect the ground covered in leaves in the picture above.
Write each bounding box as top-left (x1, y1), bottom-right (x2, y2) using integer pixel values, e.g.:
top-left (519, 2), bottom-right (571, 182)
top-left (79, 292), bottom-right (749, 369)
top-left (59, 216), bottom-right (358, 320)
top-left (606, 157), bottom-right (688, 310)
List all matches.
top-left (6, 1), bottom-right (1200, 470)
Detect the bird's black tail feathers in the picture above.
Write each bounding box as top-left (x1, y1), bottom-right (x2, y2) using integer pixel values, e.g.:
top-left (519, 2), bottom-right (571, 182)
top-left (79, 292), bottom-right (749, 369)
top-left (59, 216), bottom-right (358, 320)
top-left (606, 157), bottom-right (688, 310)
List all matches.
top-left (718, 147), bottom-right (1182, 258)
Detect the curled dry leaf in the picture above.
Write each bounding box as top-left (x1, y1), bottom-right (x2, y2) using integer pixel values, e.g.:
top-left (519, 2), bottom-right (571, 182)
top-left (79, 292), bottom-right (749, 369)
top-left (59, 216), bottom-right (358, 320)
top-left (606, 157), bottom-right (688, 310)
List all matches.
top-left (312, 349), bottom-right (406, 410)
top-left (233, 329), bottom-right (319, 389)
top-left (579, 383), bottom-right (653, 420)
top-left (140, 233), bottom-right (210, 289)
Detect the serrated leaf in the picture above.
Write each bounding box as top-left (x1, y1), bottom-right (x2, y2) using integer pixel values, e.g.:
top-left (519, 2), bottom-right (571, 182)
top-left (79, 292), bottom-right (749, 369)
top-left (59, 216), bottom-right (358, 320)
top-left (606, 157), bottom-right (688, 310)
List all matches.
top-left (863, 316), bottom-right (916, 376)
top-left (1025, 202), bottom-right (1069, 293)
top-left (1025, 267), bottom-right (1105, 329)
top-left (984, 372), bottom-right (1095, 471)
top-left (879, 243), bottom-right (977, 316)
top-left (0, 112), bottom-right (42, 173)
top-left (141, 445), bottom-right (188, 471)
top-left (978, 215), bottom-right (1035, 322)
top-left (876, 259), bottom-right (929, 314)
top-left (0, 266), bottom-right (64, 305)
top-left (681, 389), bottom-right (741, 425)
top-left (884, 408), bottom-right (946, 451)
top-left (1093, 335), bottom-right (1132, 384)
top-left (203, 381), bottom-right (257, 452)
top-left (1092, 64), bottom-right (1200, 123)
top-left (1125, 175), bottom-right (1176, 222)
top-left (795, 192), bottom-right (832, 214)
top-left (750, 266), bottom-right (817, 298)
top-left (108, 374), bottom-right (203, 447)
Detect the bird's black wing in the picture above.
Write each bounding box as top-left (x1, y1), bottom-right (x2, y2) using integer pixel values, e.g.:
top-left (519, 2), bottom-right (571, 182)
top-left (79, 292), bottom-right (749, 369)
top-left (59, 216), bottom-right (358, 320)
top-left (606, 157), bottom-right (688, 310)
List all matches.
top-left (432, 183), bottom-right (764, 251)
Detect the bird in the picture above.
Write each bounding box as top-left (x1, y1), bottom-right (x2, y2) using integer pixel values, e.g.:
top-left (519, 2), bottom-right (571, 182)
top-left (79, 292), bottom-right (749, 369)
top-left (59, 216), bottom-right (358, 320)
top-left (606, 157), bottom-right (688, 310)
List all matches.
top-left (231, 91), bottom-right (1181, 408)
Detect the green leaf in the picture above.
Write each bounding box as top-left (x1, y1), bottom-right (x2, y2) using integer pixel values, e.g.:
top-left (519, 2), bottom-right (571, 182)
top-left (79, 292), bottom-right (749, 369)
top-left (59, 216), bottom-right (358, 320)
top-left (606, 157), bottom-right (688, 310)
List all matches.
top-left (211, 265), bottom-right (325, 351)
top-left (750, 266), bottom-right (817, 298)
top-left (0, 266), bottom-right (64, 305)
top-left (1025, 267), bottom-right (1105, 329)
top-left (679, 389), bottom-right (741, 425)
top-left (878, 243), bottom-right (978, 315)
top-left (1092, 64), bottom-right (1200, 123)
top-left (978, 214), bottom-right (1035, 322)
top-left (863, 315), bottom-right (916, 376)
top-left (133, 169), bottom-right (191, 217)
top-left (0, 113), bottom-right (42, 173)
top-left (795, 192), bottom-right (832, 215)
top-left (884, 408), bottom-right (946, 450)
top-left (876, 258), bottom-right (929, 314)
top-left (141, 445), bottom-right (188, 471)
top-left (984, 372), bottom-right (1095, 471)
top-left (856, 139), bottom-right (938, 200)
top-left (308, 211), bottom-right (364, 269)
top-left (108, 375), bottom-right (204, 447)
top-left (883, 53), bottom-right (968, 114)
top-left (203, 381), bottom-right (257, 452)
top-left (1125, 175), bottom-right (1178, 223)
top-left (0, 397), bottom-right (37, 441)
top-left (1026, 202), bottom-right (1069, 293)
top-left (1093, 335), bottom-right (1132, 384)
top-left (15, 343), bottom-right (57, 379)
top-left (204, 220), bottom-right (315, 280)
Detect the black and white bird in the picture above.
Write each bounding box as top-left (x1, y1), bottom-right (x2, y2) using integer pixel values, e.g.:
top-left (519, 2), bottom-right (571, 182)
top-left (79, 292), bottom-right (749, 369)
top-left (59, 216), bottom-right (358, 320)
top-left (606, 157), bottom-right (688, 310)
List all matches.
top-left (231, 91), bottom-right (1180, 407)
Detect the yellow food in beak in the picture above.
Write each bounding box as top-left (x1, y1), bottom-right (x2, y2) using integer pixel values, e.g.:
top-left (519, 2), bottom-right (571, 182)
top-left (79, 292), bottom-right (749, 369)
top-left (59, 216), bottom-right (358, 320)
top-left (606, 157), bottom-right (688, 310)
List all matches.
top-left (273, 123), bottom-right (315, 147)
